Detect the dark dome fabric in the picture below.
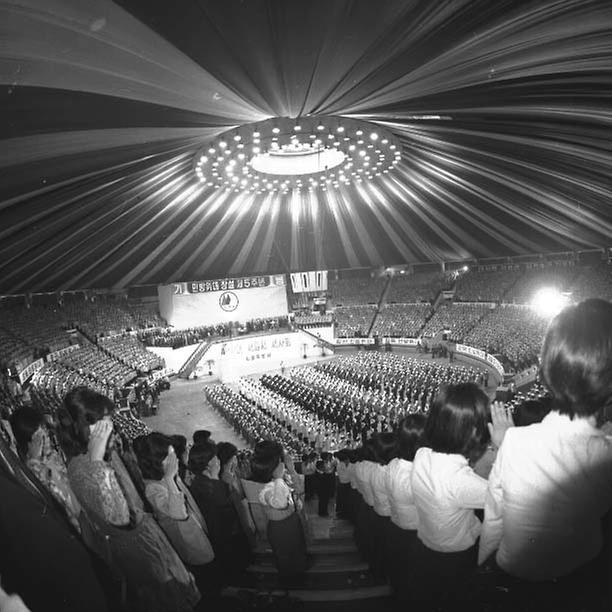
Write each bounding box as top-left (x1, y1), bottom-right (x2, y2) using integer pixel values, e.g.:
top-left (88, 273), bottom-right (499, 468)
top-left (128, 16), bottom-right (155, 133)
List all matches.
top-left (1, 0), bottom-right (611, 293)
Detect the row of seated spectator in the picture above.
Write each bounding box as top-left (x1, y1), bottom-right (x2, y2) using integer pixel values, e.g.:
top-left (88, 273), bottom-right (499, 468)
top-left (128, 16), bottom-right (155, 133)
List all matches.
top-left (463, 305), bottom-right (549, 372)
top-left (334, 305), bottom-right (377, 337)
top-left (371, 303), bottom-right (432, 338)
top-left (454, 268), bottom-right (522, 302)
top-left (292, 312), bottom-right (333, 327)
top-left (138, 317), bottom-right (289, 349)
top-left (420, 302), bottom-right (491, 341)
top-left (98, 334), bottom-right (165, 373)
top-left (386, 271), bottom-right (453, 303)
top-left (0, 298), bottom-right (165, 373)
top-left (567, 263), bottom-right (612, 303)
top-left (61, 299), bottom-right (165, 338)
top-left (329, 277), bottom-right (386, 306)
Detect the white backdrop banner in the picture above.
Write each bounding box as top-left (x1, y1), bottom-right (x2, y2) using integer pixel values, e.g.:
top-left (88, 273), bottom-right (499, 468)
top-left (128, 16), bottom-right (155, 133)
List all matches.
top-left (159, 275), bottom-right (288, 327)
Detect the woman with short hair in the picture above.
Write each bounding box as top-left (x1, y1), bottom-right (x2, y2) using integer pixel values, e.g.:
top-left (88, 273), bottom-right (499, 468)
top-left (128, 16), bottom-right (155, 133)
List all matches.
top-left (479, 299), bottom-right (612, 606)
top-left (133, 432), bottom-right (215, 597)
top-left (188, 440), bottom-right (251, 583)
top-left (249, 440), bottom-right (308, 581)
top-left (410, 382), bottom-right (495, 607)
top-left (385, 413), bottom-right (426, 601)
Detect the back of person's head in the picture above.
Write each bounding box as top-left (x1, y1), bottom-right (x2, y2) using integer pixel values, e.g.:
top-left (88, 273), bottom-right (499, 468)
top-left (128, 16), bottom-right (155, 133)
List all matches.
top-left (217, 441), bottom-right (238, 471)
top-left (320, 451), bottom-right (332, 462)
top-left (371, 432), bottom-right (397, 465)
top-left (397, 413), bottom-right (427, 461)
top-left (58, 386), bottom-right (115, 459)
top-left (540, 298), bottom-right (612, 419)
top-left (10, 406), bottom-right (44, 458)
top-left (425, 383), bottom-right (490, 460)
top-left (193, 429), bottom-right (212, 446)
top-left (250, 440), bottom-right (283, 483)
top-left (362, 437), bottom-right (377, 462)
top-left (133, 432), bottom-right (172, 480)
top-left (334, 449), bottom-right (350, 462)
top-left (188, 440), bottom-right (218, 474)
top-left (513, 397), bottom-right (552, 427)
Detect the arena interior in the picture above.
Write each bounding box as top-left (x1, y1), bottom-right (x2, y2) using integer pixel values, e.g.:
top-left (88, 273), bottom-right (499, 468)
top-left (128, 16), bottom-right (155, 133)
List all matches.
top-left (2, 1), bottom-right (612, 611)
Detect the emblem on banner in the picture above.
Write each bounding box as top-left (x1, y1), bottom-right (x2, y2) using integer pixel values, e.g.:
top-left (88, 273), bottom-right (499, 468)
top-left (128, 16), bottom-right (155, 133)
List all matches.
top-left (219, 291), bottom-right (239, 312)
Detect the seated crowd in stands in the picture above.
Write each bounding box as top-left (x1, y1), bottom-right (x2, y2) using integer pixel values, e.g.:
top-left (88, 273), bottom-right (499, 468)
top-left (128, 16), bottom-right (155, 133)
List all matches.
top-left (329, 277), bottom-right (386, 306)
top-left (334, 305), bottom-right (377, 337)
top-left (371, 303), bottom-right (432, 338)
top-left (386, 271), bottom-right (454, 304)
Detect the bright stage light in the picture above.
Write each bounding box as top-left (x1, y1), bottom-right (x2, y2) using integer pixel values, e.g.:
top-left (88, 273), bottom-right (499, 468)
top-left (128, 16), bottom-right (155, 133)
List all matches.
top-left (531, 287), bottom-right (570, 319)
top-left (193, 116), bottom-right (401, 194)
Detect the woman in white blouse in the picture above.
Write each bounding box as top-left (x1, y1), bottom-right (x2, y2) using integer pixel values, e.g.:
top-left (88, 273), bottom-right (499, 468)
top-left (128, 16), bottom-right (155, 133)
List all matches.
top-left (411, 382), bottom-right (492, 607)
top-left (251, 440), bottom-right (308, 581)
top-left (385, 413), bottom-right (426, 602)
top-left (479, 299), bottom-right (612, 608)
top-left (367, 432), bottom-right (397, 579)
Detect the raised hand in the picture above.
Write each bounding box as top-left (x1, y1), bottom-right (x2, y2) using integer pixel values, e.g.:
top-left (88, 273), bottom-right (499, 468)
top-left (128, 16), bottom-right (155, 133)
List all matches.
top-left (87, 419), bottom-right (113, 462)
top-left (28, 427), bottom-right (45, 461)
top-left (488, 400), bottom-right (514, 449)
top-left (163, 449), bottom-right (179, 481)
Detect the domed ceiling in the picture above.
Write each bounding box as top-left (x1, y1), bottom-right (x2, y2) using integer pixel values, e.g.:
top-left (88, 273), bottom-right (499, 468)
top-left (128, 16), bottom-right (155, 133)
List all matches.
top-left (1, 0), bottom-right (612, 293)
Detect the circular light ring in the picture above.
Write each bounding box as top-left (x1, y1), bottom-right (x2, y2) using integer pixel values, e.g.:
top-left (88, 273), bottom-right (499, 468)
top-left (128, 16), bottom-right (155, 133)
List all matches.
top-left (193, 116), bottom-right (401, 193)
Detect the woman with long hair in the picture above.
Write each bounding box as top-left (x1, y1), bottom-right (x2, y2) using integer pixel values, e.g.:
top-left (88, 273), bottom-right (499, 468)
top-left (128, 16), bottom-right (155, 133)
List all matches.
top-left (58, 387), bottom-right (199, 612)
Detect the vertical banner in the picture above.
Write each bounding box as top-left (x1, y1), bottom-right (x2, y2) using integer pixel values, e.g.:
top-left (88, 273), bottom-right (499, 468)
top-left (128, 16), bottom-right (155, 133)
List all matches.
top-left (290, 270), bottom-right (328, 292)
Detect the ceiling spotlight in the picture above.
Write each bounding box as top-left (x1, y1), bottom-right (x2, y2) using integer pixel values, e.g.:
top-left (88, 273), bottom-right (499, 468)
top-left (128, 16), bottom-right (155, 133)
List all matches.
top-left (370, 133), bottom-right (378, 140)
top-left (294, 125), bottom-right (301, 131)
top-left (253, 131), bottom-right (260, 138)
top-left (208, 148), bottom-right (215, 154)
top-left (200, 156), bottom-right (208, 163)
top-left (356, 130), bottom-right (363, 136)
top-left (233, 135), bottom-right (241, 141)
top-left (219, 141), bottom-right (227, 148)
top-left (317, 125), bottom-right (325, 131)
top-left (337, 126), bottom-right (345, 133)
top-left (272, 127), bottom-right (280, 134)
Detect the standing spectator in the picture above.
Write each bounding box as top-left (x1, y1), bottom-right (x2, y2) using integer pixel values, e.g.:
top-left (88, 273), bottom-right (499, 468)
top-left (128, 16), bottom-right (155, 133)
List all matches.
top-left (410, 383), bottom-right (492, 607)
top-left (315, 451), bottom-right (336, 517)
top-left (250, 441), bottom-right (308, 582)
top-left (133, 433), bottom-right (216, 599)
top-left (479, 299), bottom-right (612, 609)
top-left (385, 413), bottom-right (426, 602)
top-left (188, 440), bottom-right (251, 584)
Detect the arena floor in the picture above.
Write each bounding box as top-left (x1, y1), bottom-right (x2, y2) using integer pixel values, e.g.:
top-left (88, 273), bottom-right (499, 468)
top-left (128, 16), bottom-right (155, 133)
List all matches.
top-left (143, 350), bottom-right (499, 450)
